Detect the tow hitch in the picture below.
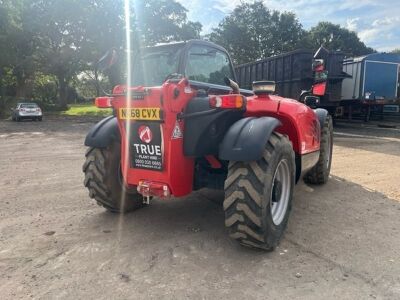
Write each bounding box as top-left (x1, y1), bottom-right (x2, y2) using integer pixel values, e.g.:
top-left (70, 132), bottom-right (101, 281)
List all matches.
top-left (137, 180), bottom-right (171, 203)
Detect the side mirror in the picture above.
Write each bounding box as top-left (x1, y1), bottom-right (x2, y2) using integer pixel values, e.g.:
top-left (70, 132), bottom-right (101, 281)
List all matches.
top-left (96, 48), bottom-right (118, 72)
top-left (304, 95), bottom-right (320, 108)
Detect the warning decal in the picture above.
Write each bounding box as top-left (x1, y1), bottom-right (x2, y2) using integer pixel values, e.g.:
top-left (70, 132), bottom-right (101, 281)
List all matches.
top-left (130, 122), bottom-right (163, 170)
top-left (171, 121), bottom-right (183, 139)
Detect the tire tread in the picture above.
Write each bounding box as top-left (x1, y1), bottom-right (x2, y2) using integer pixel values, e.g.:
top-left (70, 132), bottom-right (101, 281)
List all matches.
top-left (224, 132), bottom-right (294, 250)
top-left (82, 145), bottom-right (144, 213)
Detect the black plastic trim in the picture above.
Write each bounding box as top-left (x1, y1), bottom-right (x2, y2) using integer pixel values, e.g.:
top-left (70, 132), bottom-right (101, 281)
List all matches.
top-left (183, 97), bottom-right (243, 156)
top-left (84, 116), bottom-right (120, 148)
top-left (219, 117), bottom-right (281, 161)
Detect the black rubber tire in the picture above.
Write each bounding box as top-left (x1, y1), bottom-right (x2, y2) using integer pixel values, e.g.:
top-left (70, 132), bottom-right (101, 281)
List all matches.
top-left (16, 117), bottom-right (20, 122)
top-left (304, 115), bottom-right (333, 184)
top-left (83, 141), bottom-right (145, 213)
top-left (224, 132), bottom-right (295, 250)
top-left (38, 117), bottom-right (42, 121)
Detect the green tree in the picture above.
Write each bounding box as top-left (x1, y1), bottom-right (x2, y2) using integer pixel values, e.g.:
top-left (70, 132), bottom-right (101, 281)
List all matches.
top-left (308, 22), bottom-right (374, 56)
top-left (0, 0), bottom-right (37, 99)
top-left (0, 0), bottom-right (202, 108)
top-left (134, 0), bottom-right (202, 46)
top-left (390, 48), bottom-right (400, 54)
top-left (208, 1), bottom-right (306, 65)
top-left (32, 73), bottom-right (58, 105)
top-left (22, 0), bottom-right (91, 108)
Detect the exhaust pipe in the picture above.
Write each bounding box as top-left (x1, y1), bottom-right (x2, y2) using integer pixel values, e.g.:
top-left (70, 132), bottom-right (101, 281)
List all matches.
top-left (224, 77), bottom-right (240, 94)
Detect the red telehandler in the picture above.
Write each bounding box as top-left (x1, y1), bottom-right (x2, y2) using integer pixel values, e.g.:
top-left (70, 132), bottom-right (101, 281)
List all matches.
top-left (83, 40), bottom-right (333, 250)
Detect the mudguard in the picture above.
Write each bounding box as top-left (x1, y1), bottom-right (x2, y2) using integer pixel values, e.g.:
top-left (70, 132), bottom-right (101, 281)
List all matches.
top-left (84, 116), bottom-right (120, 148)
top-left (314, 108), bottom-right (328, 128)
top-left (219, 117), bottom-right (281, 162)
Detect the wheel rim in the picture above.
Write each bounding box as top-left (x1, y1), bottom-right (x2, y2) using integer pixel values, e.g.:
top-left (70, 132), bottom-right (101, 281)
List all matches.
top-left (270, 159), bottom-right (291, 226)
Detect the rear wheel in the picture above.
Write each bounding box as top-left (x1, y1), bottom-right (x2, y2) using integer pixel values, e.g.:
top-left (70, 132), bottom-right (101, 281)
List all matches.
top-left (224, 133), bottom-right (295, 250)
top-left (38, 117), bottom-right (42, 121)
top-left (83, 141), bottom-right (144, 213)
top-left (304, 115), bottom-right (333, 184)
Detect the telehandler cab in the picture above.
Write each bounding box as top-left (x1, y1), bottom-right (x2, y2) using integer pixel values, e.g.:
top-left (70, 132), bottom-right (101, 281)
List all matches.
top-left (83, 40), bottom-right (333, 250)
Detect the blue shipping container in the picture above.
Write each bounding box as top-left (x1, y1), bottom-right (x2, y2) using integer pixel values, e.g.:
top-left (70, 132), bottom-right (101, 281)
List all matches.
top-left (341, 53), bottom-right (400, 101)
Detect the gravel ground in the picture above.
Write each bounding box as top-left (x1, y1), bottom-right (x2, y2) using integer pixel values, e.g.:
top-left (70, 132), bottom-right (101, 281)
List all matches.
top-left (0, 117), bottom-right (399, 300)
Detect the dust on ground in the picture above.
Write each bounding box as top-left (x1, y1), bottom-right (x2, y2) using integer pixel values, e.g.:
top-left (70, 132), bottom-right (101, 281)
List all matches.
top-left (0, 117), bottom-right (399, 299)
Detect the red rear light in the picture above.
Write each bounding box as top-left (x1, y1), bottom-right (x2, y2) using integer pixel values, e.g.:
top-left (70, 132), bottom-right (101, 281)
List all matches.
top-left (209, 94), bottom-right (246, 109)
top-left (95, 97), bottom-right (113, 108)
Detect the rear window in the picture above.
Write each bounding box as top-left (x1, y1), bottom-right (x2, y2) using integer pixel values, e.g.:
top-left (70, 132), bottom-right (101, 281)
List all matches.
top-left (186, 45), bottom-right (234, 85)
top-left (132, 45), bottom-right (183, 86)
top-left (20, 104), bottom-right (38, 108)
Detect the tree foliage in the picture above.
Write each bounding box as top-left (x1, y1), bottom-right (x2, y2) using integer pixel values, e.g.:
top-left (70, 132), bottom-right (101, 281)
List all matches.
top-left (134, 0), bottom-right (202, 46)
top-left (307, 22), bottom-right (374, 56)
top-left (209, 3), bottom-right (375, 64)
top-left (208, 1), bottom-right (307, 65)
top-left (0, 0), bottom-right (201, 110)
top-left (0, 0), bottom-right (379, 113)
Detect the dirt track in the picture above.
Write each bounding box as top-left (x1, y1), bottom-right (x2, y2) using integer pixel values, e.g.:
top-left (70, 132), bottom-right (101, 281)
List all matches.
top-left (0, 117), bottom-right (399, 299)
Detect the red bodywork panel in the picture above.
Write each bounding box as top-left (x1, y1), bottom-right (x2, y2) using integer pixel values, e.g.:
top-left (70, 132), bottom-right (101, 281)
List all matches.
top-left (111, 79), bottom-right (196, 197)
top-left (245, 93), bottom-right (320, 154)
top-left (103, 80), bottom-right (320, 198)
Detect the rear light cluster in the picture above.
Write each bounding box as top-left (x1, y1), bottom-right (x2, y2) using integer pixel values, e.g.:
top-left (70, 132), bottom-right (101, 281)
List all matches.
top-left (209, 94), bottom-right (246, 110)
top-left (95, 96), bottom-right (114, 108)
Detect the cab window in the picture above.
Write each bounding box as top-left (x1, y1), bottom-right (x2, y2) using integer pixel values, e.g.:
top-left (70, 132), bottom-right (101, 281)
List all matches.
top-left (186, 45), bottom-right (234, 85)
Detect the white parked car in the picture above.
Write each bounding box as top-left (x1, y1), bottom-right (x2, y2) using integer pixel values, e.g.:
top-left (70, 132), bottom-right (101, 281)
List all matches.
top-left (11, 102), bottom-right (43, 121)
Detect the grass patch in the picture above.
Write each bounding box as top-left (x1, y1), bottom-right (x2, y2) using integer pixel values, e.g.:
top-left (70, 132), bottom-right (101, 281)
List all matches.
top-left (60, 104), bottom-right (112, 117)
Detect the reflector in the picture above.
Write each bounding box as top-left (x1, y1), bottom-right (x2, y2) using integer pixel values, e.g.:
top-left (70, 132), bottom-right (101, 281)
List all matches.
top-left (94, 97), bottom-right (113, 108)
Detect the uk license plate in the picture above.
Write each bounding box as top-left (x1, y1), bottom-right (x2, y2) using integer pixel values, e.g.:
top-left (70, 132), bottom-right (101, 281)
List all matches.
top-left (119, 108), bottom-right (161, 121)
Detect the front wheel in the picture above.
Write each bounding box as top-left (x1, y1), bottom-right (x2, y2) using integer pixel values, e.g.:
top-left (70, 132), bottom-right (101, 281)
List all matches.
top-left (304, 114), bottom-right (333, 184)
top-left (224, 132), bottom-right (295, 250)
top-left (83, 141), bottom-right (145, 213)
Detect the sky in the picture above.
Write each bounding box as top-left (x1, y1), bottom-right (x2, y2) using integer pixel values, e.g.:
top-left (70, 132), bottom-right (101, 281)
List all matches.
top-left (177, 0), bottom-right (400, 52)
